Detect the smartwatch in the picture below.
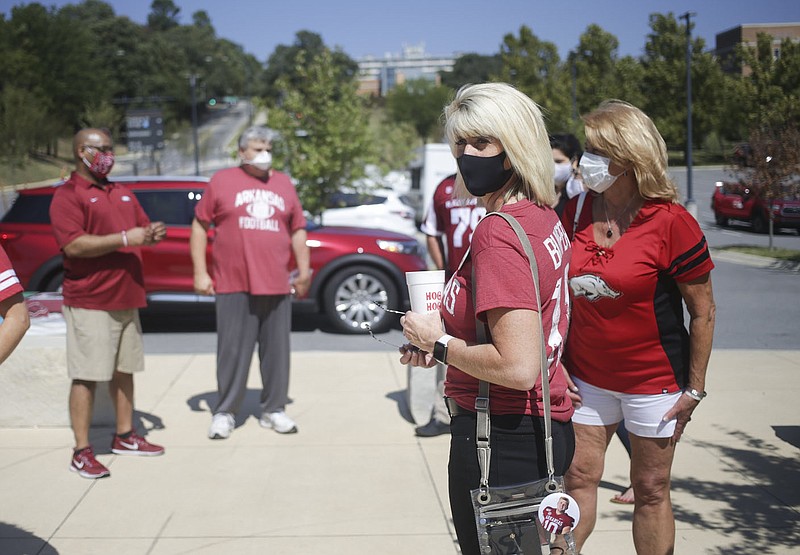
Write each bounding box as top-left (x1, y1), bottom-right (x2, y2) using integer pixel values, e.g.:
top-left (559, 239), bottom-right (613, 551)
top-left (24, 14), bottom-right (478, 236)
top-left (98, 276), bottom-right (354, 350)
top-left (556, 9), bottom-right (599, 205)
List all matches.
top-left (433, 334), bottom-right (455, 365)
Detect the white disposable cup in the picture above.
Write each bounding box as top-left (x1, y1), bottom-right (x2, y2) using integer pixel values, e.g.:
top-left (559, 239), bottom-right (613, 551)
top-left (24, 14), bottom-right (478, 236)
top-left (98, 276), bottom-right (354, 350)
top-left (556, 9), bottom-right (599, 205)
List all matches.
top-left (406, 270), bottom-right (445, 313)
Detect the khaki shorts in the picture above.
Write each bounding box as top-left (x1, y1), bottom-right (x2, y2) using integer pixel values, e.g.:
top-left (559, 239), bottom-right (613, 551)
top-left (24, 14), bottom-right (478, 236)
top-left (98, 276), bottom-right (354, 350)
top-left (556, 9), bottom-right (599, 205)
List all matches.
top-left (63, 306), bottom-right (144, 381)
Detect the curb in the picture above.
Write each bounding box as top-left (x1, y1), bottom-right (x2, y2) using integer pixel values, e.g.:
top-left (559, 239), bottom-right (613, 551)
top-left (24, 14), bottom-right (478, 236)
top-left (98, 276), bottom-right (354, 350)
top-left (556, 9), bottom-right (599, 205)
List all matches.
top-left (711, 248), bottom-right (800, 273)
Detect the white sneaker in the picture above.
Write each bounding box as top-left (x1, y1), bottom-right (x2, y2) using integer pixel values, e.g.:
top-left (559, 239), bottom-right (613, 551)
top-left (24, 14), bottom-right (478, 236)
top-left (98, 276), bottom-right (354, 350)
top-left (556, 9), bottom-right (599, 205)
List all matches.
top-left (208, 412), bottom-right (235, 439)
top-left (259, 411), bottom-right (298, 434)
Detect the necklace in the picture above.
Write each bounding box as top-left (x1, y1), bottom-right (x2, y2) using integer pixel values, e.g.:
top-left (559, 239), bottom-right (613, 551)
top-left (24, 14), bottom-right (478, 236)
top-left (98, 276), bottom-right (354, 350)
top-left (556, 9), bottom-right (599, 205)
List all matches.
top-left (603, 194), bottom-right (638, 239)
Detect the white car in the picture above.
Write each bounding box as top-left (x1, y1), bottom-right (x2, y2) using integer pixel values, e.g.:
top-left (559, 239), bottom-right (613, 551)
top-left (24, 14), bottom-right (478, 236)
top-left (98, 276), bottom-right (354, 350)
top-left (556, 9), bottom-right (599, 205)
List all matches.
top-left (320, 189), bottom-right (418, 236)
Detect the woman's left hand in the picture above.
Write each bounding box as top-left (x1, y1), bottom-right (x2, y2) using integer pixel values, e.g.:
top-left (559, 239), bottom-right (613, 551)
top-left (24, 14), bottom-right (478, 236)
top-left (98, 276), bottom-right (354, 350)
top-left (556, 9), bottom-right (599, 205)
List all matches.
top-left (399, 344), bottom-right (437, 368)
top-left (400, 310), bottom-right (443, 353)
top-left (663, 393), bottom-right (700, 442)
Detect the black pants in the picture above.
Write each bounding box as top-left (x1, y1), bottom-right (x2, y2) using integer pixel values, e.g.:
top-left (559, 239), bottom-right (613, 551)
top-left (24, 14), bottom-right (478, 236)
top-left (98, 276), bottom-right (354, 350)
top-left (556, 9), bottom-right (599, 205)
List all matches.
top-left (448, 413), bottom-right (575, 555)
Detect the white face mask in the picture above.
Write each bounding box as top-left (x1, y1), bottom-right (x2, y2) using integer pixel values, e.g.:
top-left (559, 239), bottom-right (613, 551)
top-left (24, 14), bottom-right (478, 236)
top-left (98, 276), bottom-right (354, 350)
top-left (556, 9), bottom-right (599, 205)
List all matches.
top-left (553, 161), bottom-right (572, 184)
top-left (579, 152), bottom-right (623, 193)
top-left (246, 150), bottom-right (272, 171)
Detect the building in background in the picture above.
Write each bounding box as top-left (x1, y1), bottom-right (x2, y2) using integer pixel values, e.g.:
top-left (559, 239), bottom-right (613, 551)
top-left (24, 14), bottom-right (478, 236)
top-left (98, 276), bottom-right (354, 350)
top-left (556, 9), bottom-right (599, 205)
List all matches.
top-left (357, 43), bottom-right (455, 97)
top-left (715, 23), bottom-right (800, 75)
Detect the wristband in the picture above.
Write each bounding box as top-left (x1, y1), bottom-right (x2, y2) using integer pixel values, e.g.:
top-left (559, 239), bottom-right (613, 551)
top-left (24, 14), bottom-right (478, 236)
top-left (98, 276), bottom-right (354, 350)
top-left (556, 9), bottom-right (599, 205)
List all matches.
top-left (121, 230), bottom-right (128, 247)
top-left (683, 388), bottom-right (707, 401)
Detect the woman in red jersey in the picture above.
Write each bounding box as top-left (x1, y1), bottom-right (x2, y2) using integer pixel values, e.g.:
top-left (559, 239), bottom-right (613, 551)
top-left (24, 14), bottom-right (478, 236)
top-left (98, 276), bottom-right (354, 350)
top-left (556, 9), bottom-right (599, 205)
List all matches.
top-left (400, 83), bottom-right (575, 555)
top-left (561, 100), bottom-right (716, 555)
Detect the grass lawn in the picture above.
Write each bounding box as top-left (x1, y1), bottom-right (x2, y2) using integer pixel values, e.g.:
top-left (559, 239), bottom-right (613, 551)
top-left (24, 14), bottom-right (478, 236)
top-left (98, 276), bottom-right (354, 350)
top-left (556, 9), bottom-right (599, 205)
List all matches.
top-left (717, 245), bottom-right (800, 262)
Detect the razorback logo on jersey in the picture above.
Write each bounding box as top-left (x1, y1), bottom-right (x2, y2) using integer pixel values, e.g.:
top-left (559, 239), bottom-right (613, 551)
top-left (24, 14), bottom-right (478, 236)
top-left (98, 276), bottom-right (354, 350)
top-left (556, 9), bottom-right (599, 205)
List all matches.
top-left (569, 274), bottom-right (621, 302)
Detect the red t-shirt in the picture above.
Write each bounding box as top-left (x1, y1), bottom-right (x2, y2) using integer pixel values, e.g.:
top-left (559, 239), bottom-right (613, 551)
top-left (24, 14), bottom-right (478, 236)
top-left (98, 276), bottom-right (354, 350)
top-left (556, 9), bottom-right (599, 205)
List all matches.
top-left (50, 172), bottom-right (149, 310)
top-left (561, 196), bottom-right (715, 394)
top-left (194, 167), bottom-right (306, 295)
top-left (442, 199), bottom-right (573, 421)
top-left (0, 246), bottom-right (23, 303)
top-left (420, 175), bottom-right (486, 277)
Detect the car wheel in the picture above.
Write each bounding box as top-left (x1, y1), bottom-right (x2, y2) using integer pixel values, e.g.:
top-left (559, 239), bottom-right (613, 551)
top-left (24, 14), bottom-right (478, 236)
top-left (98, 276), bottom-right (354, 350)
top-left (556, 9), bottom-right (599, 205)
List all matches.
top-left (44, 270), bottom-right (64, 293)
top-left (714, 212), bottom-right (728, 227)
top-left (322, 265), bottom-right (399, 334)
top-left (752, 212), bottom-right (768, 234)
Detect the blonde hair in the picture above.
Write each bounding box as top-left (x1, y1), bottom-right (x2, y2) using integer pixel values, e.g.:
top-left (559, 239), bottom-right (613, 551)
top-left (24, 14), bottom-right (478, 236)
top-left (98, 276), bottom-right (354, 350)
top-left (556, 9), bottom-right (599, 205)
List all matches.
top-left (444, 83), bottom-right (555, 206)
top-left (583, 100), bottom-right (678, 202)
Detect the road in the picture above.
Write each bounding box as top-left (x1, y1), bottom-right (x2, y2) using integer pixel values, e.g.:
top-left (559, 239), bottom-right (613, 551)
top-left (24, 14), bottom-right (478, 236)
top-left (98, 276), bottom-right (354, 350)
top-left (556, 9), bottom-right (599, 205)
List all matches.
top-left (118, 101), bottom-right (253, 178)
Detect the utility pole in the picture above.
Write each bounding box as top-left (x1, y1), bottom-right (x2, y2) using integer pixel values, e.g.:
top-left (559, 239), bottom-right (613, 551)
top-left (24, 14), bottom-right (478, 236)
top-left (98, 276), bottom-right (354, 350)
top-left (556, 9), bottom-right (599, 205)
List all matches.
top-left (570, 52), bottom-right (578, 127)
top-left (189, 74), bottom-right (200, 175)
top-left (680, 11), bottom-right (697, 218)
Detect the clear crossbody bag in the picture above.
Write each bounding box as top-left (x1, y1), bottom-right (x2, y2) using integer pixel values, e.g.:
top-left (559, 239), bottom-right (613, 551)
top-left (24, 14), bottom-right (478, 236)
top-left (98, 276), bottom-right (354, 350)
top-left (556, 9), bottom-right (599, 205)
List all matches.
top-left (469, 212), bottom-right (577, 555)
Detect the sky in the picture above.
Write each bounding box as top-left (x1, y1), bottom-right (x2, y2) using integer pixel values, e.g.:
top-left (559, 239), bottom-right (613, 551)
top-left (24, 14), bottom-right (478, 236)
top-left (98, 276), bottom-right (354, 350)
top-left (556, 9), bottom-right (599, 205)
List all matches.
top-left (2, 0), bottom-right (800, 61)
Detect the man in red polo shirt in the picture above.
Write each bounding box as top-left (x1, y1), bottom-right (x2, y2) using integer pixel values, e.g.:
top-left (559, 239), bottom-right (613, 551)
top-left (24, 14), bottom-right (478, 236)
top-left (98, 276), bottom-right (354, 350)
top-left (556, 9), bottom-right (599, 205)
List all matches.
top-left (50, 128), bottom-right (166, 479)
top-left (191, 126), bottom-right (310, 440)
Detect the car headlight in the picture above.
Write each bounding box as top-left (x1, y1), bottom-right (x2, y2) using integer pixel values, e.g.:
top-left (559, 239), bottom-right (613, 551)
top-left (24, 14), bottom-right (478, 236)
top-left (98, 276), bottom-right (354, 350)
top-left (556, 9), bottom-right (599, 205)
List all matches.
top-left (377, 239), bottom-right (419, 255)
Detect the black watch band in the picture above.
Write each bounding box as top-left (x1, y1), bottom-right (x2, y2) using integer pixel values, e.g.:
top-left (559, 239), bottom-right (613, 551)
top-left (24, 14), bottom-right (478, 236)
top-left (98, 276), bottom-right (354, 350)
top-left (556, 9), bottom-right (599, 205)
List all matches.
top-left (433, 334), bottom-right (454, 364)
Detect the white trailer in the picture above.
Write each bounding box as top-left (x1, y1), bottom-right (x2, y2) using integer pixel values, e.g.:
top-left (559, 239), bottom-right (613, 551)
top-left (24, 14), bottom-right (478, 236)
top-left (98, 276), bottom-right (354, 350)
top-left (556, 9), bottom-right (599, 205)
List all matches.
top-left (407, 143), bottom-right (457, 224)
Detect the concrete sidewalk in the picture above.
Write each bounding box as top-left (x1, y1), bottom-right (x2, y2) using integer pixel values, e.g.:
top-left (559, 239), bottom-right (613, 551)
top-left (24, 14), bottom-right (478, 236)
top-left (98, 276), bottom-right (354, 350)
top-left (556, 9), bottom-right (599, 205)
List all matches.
top-left (0, 332), bottom-right (798, 554)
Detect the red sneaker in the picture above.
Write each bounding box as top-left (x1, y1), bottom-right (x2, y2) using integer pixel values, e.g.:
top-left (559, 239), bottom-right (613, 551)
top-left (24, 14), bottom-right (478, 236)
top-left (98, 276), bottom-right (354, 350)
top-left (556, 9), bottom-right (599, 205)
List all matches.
top-left (70, 447), bottom-right (110, 479)
top-left (111, 431), bottom-right (165, 456)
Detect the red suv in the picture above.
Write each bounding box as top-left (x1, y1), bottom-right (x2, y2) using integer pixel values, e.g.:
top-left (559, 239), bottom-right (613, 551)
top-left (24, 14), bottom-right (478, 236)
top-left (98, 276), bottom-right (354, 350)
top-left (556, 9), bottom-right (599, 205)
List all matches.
top-left (0, 176), bottom-right (426, 333)
top-left (711, 179), bottom-right (800, 234)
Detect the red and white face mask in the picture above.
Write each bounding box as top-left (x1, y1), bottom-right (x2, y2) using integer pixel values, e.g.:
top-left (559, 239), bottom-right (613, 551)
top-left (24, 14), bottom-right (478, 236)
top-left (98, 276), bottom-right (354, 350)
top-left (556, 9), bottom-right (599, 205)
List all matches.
top-left (82, 147), bottom-right (115, 177)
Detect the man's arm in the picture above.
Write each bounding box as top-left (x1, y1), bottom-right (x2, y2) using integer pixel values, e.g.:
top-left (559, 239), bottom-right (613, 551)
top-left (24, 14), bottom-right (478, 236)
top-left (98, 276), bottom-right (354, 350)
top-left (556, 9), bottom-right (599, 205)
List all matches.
top-left (290, 228), bottom-right (311, 297)
top-left (0, 292), bottom-right (29, 366)
top-left (190, 218), bottom-right (214, 295)
top-left (426, 234), bottom-right (445, 271)
top-left (62, 222), bottom-right (165, 258)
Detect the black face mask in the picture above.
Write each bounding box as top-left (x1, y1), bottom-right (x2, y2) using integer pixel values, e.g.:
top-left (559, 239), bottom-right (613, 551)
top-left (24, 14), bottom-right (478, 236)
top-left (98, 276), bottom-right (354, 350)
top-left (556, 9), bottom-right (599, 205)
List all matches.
top-left (457, 151), bottom-right (514, 197)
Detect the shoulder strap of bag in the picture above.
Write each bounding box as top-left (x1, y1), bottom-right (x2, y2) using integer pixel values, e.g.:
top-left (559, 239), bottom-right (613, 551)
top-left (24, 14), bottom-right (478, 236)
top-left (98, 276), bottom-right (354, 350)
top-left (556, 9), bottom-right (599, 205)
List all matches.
top-left (471, 211), bottom-right (555, 491)
top-left (572, 191), bottom-right (587, 240)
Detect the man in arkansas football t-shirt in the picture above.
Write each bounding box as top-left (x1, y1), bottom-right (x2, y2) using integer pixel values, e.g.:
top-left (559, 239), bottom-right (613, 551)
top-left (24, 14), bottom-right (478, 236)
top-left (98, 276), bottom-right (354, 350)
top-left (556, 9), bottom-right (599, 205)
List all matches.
top-left (191, 126), bottom-right (310, 440)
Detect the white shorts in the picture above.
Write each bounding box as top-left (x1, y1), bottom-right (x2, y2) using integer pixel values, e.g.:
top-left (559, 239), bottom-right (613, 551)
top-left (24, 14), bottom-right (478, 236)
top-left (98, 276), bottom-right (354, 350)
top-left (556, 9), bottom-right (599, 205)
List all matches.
top-left (571, 377), bottom-right (680, 438)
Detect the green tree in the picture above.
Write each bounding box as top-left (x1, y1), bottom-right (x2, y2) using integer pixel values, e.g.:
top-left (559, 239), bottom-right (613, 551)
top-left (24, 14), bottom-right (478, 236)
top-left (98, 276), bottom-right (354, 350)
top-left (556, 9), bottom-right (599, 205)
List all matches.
top-left (367, 108), bottom-right (419, 174)
top-left (1, 3), bottom-right (96, 153)
top-left (385, 78), bottom-right (453, 142)
top-left (0, 85), bottom-right (51, 166)
top-left (268, 49), bottom-right (374, 215)
top-left (262, 31), bottom-right (357, 101)
top-left (736, 34), bottom-right (800, 130)
top-left (568, 24), bottom-right (646, 125)
top-left (147, 0), bottom-right (180, 31)
top-left (440, 53), bottom-right (503, 90)
top-left (640, 13), bottom-right (727, 152)
top-left (497, 26), bottom-right (570, 131)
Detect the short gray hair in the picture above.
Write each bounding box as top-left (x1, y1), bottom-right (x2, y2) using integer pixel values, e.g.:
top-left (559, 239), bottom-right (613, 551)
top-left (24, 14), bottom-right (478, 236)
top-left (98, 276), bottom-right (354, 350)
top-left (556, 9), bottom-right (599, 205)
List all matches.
top-left (238, 126), bottom-right (279, 150)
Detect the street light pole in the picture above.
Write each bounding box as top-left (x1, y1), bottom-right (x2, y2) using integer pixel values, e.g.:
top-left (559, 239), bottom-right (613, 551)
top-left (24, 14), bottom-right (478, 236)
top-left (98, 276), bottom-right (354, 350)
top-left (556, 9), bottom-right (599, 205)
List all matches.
top-left (570, 52), bottom-right (578, 127)
top-left (680, 11), bottom-right (697, 218)
top-left (189, 74), bottom-right (200, 175)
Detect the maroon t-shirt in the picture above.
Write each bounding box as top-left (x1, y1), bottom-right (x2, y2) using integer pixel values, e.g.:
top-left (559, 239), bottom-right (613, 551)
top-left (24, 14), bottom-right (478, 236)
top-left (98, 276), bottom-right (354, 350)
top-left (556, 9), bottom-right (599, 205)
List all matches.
top-left (420, 175), bottom-right (486, 277)
top-left (194, 167), bottom-right (306, 295)
top-left (0, 246), bottom-right (23, 303)
top-left (541, 506), bottom-right (575, 535)
top-left (561, 196), bottom-right (714, 394)
top-left (50, 172), bottom-right (149, 310)
top-left (442, 199), bottom-right (574, 421)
